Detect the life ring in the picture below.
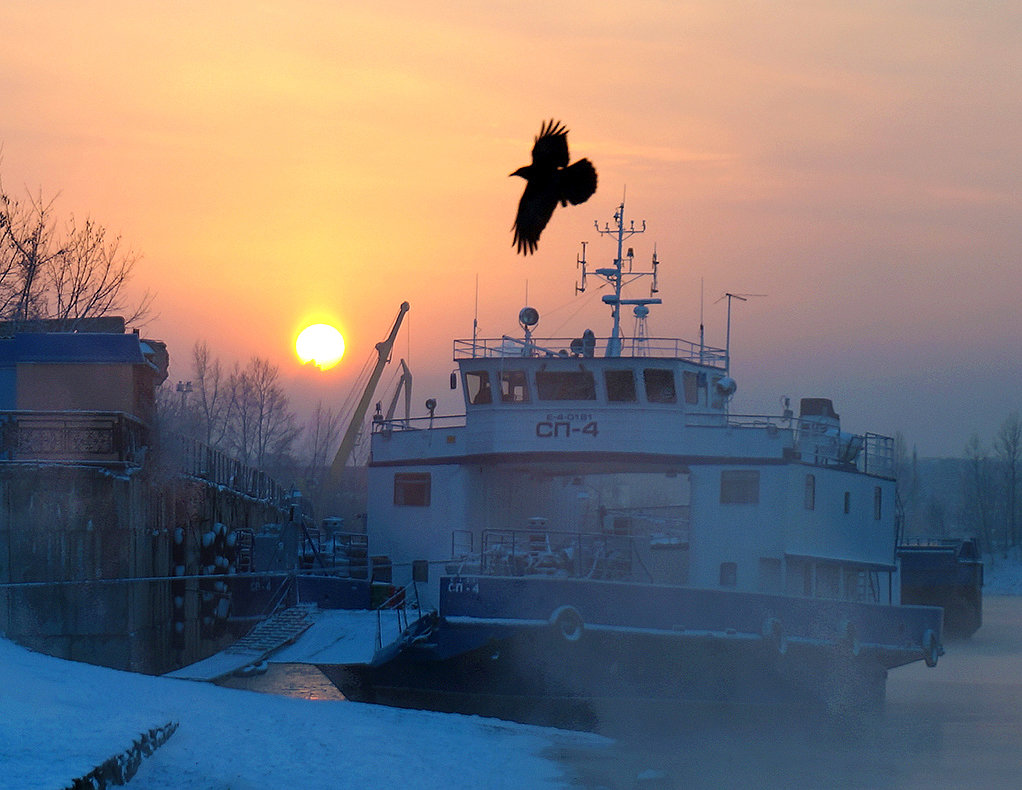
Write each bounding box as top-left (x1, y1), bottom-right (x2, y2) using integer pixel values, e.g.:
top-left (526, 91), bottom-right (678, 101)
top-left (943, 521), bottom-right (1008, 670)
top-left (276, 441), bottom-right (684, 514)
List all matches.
top-left (922, 629), bottom-right (940, 668)
top-left (762, 617), bottom-right (787, 656)
top-left (549, 605), bottom-right (584, 643)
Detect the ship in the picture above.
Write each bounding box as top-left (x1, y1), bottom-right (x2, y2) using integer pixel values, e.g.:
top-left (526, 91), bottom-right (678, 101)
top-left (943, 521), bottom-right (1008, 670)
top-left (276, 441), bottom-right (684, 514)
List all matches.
top-left (313, 201), bottom-right (944, 723)
top-left (898, 537), bottom-right (982, 639)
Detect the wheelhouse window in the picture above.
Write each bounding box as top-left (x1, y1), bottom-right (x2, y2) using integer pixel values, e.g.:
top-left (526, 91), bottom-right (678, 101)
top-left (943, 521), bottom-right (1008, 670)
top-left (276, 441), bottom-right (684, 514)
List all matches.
top-left (535, 370), bottom-right (596, 400)
top-left (464, 371), bottom-right (492, 405)
top-left (804, 474), bottom-right (816, 510)
top-left (499, 370), bottom-right (530, 403)
top-left (719, 562), bottom-right (738, 587)
top-left (720, 470), bottom-right (760, 504)
top-left (604, 369), bottom-right (637, 402)
top-left (682, 370), bottom-right (700, 405)
top-left (394, 473), bottom-right (431, 506)
top-left (644, 368), bottom-right (677, 403)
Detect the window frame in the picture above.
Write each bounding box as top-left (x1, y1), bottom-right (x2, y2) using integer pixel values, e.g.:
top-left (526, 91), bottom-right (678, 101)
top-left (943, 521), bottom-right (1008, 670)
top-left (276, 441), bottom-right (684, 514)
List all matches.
top-left (604, 369), bottom-right (637, 402)
top-left (643, 368), bottom-right (677, 404)
top-left (393, 473), bottom-right (432, 506)
top-left (720, 469), bottom-right (761, 505)
top-left (535, 369), bottom-right (597, 401)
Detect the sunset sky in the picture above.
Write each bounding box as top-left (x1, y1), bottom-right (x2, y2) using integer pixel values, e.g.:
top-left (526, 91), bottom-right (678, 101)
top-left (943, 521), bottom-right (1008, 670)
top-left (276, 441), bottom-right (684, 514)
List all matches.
top-left (2, 1), bottom-right (1019, 457)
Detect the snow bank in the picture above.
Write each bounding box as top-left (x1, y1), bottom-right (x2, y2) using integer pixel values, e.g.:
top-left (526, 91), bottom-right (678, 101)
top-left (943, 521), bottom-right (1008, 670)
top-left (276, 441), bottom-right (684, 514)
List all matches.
top-left (0, 639), bottom-right (604, 790)
top-left (982, 552), bottom-right (1022, 596)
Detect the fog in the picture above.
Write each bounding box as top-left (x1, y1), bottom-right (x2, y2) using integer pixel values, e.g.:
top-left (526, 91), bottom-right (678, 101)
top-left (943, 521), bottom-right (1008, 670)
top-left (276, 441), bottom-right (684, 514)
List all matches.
top-left (556, 596), bottom-right (1022, 788)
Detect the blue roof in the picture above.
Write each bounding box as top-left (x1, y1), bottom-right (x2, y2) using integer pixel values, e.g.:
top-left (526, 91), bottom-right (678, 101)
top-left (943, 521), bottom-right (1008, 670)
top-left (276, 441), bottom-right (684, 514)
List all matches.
top-left (0, 333), bottom-right (150, 366)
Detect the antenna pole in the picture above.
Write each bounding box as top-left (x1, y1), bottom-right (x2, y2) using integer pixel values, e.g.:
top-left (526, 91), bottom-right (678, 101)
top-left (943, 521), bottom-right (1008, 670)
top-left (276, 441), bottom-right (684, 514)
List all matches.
top-left (699, 277), bottom-right (705, 365)
top-left (717, 292), bottom-right (765, 374)
top-left (472, 274), bottom-right (479, 348)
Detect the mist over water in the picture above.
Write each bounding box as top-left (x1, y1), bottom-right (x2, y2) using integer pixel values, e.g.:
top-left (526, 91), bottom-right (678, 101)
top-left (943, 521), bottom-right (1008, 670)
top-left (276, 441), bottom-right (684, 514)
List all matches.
top-left (557, 596), bottom-right (1022, 789)
top-left (224, 599), bottom-right (1022, 788)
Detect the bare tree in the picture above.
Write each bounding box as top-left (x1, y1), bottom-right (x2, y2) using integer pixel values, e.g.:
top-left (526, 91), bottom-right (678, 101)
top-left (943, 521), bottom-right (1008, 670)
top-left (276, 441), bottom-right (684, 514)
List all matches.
top-left (893, 433), bottom-right (921, 537)
top-left (0, 167), bottom-right (152, 327)
top-left (963, 433), bottom-right (995, 555)
top-left (995, 412), bottom-right (1022, 550)
top-left (47, 215), bottom-right (153, 327)
top-left (191, 341), bottom-right (230, 447)
top-left (0, 185), bottom-right (63, 321)
top-left (227, 357), bottom-right (301, 469)
top-left (302, 400), bottom-right (344, 497)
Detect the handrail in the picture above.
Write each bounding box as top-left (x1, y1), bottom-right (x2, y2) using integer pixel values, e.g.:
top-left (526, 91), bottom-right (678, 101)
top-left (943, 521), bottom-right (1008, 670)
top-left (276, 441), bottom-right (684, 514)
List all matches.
top-left (0, 409), bottom-right (148, 466)
top-left (476, 528), bottom-right (653, 583)
top-left (372, 413), bottom-right (465, 433)
top-left (453, 336), bottom-right (727, 365)
top-left (374, 580), bottom-right (416, 651)
top-left (173, 434), bottom-right (290, 506)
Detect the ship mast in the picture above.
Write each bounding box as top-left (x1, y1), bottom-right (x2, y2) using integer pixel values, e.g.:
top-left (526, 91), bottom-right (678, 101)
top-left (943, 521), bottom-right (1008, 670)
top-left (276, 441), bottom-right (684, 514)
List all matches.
top-left (576, 200), bottom-right (661, 357)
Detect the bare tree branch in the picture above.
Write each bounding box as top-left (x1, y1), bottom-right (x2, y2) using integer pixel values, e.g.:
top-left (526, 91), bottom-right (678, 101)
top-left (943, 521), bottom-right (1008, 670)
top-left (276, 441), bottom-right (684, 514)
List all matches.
top-left (0, 166), bottom-right (153, 327)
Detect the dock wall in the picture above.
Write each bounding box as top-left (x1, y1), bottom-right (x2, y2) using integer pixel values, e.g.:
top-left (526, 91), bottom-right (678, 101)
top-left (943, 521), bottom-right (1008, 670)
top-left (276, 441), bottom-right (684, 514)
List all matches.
top-left (0, 412), bottom-right (289, 674)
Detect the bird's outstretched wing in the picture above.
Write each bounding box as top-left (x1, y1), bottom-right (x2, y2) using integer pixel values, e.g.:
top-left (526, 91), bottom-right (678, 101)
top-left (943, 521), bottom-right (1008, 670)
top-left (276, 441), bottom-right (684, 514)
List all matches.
top-left (531, 119), bottom-right (569, 170)
top-left (562, 158), bottom-right (598, 206)
top-left (513, 184), bottom-right (557, 255)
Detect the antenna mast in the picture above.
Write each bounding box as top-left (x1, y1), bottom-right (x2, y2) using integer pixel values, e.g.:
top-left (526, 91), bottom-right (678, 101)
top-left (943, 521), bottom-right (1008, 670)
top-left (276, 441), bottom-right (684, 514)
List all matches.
top-left (717, 292), bottom-right (765, 374)
top-left (577, 200), bottom-right (661, 357)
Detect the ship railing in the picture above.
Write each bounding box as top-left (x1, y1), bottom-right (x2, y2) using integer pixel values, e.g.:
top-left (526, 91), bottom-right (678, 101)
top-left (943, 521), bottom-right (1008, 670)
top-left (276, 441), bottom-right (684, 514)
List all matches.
top-left (457, 528), bottom-right (653, 582)
top-left (688, 412), bottom-right (790, 430)
top-left (686, 411), bottom-right (896, 478)
top-left (795, 428), bottom-right (895, 477)
top-left (374, 581), bottom-right (417, 651)
top-left (453, 336), bottom-right (727, 365)
top-left (370, 414), bottom-right (465, 433)
top-left (861, 432), bottom-right (896, 477)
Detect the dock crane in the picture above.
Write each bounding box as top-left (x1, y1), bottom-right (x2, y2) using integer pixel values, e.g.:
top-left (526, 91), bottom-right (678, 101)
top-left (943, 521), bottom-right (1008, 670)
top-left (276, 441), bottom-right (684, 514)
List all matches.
top-left (327, 301), bottom-right (409, 487)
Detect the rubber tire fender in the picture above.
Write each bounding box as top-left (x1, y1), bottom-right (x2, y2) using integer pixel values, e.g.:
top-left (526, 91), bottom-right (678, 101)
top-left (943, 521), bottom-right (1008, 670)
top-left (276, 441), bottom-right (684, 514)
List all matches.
top-left (549, 605), bottom-right (584, 643)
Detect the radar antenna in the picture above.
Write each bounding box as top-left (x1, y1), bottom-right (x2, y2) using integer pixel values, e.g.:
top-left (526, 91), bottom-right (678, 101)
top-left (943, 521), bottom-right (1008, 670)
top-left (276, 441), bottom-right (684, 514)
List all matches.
top-left (576, 201), bottom-right (661, 357)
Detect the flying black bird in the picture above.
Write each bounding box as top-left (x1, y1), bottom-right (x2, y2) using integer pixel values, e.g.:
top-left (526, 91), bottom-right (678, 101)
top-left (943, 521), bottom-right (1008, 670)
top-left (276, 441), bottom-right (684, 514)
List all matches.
top-left (511, 119), bottom-right (597, 255)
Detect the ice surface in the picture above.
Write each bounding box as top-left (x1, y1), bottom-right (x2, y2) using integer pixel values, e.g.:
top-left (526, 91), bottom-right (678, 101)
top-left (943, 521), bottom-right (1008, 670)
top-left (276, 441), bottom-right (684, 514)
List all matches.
top-left (0, 638), bottom-right (603, 790)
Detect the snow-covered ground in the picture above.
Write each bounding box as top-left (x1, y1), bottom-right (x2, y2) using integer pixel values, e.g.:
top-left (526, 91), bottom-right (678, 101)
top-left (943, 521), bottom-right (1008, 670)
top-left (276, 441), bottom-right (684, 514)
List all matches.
top-left (5, 557), bottom-right (1016, 790)
top-left (981, 552), bottom-right (1022, 595)
top-left (0, 638), bottom-right (604, 790)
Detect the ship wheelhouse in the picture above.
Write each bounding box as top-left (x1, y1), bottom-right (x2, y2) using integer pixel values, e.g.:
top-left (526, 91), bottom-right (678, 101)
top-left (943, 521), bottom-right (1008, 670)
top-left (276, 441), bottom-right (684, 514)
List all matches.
top-left (369, 324), bottom-right (899, 611)
top-left (458, 340), bottom-right (732, 416)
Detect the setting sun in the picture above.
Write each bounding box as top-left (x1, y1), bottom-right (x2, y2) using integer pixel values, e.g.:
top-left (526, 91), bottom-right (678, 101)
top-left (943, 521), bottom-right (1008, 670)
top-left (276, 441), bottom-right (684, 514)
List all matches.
top-left (295, 323), bottom-right (345, 370)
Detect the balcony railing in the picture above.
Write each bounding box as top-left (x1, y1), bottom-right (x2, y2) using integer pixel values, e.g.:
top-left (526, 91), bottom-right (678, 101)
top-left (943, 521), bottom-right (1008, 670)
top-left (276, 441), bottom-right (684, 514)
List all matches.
top-left (0, 411), bottom-right (291, 504)
top-left (0, 411), bottom-right (147, 466)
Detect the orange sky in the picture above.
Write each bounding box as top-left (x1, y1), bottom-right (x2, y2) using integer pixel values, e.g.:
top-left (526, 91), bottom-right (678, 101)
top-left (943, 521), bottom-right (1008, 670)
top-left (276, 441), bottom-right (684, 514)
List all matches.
top-left (2, 1), bottom-right (1020, 456)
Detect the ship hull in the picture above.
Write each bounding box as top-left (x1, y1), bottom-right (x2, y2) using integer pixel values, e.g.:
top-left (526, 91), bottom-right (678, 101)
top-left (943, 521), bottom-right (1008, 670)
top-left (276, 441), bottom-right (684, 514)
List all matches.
top-left (319, 575), bottom-right (942, 726)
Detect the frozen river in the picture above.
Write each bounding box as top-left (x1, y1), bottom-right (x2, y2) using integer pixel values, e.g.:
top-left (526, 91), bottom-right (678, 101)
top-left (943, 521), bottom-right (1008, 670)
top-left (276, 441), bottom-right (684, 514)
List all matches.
top-left (223, 596), bottom-right (1022, 787)
top-left (558, 595), bottom-right (1022, 789)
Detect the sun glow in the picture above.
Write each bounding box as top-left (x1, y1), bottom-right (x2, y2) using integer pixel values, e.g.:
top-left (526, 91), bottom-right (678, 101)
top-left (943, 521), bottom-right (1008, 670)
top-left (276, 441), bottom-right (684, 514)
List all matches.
top-left (295, 323), bottom-right (345, 370)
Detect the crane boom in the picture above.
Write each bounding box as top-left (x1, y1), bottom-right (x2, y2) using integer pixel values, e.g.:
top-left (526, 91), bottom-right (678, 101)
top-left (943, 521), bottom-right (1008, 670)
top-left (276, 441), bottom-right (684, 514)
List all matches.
top-left (327, 301), bottom-right (409, 484)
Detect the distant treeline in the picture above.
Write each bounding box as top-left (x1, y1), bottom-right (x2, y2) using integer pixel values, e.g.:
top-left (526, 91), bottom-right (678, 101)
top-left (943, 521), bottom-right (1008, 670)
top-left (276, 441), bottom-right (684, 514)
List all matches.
top-left (898, 412), bottom-right (1021, 556)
